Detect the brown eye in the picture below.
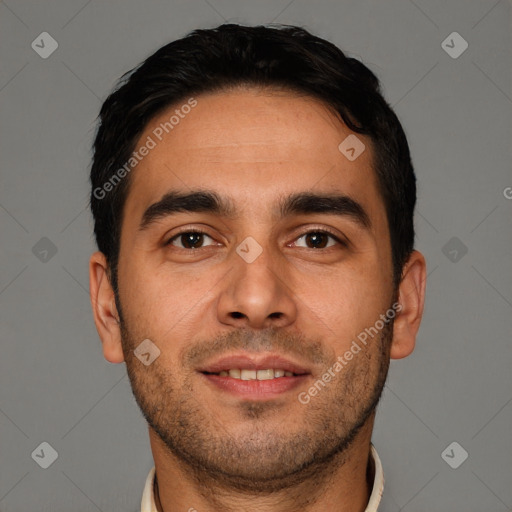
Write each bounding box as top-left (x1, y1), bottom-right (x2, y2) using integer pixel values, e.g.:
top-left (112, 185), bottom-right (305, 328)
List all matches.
top-left (167, 231), bottom-right (214, 249)
top-left (295, 231), bottom-right (339, 249)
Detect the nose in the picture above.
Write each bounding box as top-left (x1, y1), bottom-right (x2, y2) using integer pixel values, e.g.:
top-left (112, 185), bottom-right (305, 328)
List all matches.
top-left (216, 245), bottom-right (297, 330)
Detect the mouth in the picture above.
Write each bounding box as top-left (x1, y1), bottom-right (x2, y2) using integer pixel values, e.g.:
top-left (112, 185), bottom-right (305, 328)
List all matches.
top-left (204, 368), bottom-right (302, 379)
top-left (197, 354), bottom-right (311, 399)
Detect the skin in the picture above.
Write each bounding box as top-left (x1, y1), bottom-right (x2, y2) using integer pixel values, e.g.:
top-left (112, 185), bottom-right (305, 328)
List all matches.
top-left (89, 88), bottom-right (426, 512)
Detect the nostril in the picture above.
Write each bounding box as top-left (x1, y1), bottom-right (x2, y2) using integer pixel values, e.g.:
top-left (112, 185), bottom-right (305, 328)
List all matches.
top-left (230, 312), bottom-right (245, 319)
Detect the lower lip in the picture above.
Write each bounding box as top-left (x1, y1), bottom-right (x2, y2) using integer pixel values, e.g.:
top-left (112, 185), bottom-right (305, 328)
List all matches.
top-left (201, 373), bottom-right (309, 399)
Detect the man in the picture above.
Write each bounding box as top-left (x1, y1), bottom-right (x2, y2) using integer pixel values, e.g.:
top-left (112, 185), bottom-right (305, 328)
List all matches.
top-left (88, 23), bottom-right (426, 512)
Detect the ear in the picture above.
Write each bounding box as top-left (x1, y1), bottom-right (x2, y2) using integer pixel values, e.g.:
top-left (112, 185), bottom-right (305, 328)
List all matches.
top-left (89, 251), bottom-right (124, 363)
top-left (390, 250), bottom-right (427, 359)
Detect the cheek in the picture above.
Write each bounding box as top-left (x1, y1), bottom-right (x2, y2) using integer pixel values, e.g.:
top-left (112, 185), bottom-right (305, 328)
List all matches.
top-left (119, 259), bottom-right (218, 340)
top-left (296, 265), bottom-right (391, 344)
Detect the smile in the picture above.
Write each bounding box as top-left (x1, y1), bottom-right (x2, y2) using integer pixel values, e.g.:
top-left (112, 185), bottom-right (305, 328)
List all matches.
top-left (207, 369), bottom-right (298, 380)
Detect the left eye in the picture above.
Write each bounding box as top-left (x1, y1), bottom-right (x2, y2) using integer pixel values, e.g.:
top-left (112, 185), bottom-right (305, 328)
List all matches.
top-left (294, 231), bottom-right (340, 249)
top-left (166, 231), bottom-right (216, 249)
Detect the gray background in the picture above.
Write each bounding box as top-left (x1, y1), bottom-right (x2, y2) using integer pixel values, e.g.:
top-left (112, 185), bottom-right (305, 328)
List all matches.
top-left (1, 0), bottom-right (511, 511)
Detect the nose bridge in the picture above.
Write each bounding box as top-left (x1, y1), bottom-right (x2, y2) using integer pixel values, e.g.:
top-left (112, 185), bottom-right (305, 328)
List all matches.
top-left (217, 237), bottom-right (297, 329)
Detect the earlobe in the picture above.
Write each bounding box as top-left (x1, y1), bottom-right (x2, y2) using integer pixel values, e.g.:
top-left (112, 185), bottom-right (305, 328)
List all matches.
top-left (89, 251), bottom-right (125, 364)
top-left (390, 250), bottom-right (427, 359)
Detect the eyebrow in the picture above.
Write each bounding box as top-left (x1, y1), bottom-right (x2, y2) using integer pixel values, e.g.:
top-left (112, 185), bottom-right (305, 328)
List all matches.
top-left (139, 190), bottom-right (371, 231)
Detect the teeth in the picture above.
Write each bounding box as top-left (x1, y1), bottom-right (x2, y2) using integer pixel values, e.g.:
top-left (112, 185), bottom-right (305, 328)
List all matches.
top-left (217, 369), bottom-right (294, 380)
top-left (257, 369), bottom-right (274, 380)
top-left (240, 369), bottom-right (257, 380)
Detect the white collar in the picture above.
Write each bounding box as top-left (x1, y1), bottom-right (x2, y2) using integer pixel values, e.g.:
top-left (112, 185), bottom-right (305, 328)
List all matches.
top-left (141, 444), bottom-right (384, 512)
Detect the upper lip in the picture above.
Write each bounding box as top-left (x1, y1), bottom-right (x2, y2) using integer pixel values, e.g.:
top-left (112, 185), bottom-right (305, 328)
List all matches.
top-left (197, 353), bottom-right (311, 375)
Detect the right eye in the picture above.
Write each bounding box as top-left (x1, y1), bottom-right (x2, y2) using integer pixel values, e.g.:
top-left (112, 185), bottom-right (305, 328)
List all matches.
top-left (165, 231), bottom-right (216, 249)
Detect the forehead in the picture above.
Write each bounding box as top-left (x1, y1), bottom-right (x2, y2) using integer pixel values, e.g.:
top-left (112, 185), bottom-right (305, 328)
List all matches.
top-left (124, 88), bottom-right (384, 224)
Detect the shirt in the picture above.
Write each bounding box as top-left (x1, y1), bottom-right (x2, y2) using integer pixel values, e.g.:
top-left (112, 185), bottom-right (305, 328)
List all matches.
top-left (141, 444), bottom-right (384, 512)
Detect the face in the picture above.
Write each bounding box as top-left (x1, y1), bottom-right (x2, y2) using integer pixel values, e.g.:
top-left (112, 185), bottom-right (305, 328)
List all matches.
top-left (109, 88), bottom-right (399, 488)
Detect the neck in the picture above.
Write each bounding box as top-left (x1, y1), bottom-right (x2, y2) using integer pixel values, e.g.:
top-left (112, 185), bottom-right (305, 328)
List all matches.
top-left (150, 416), bottom-right (376, 512)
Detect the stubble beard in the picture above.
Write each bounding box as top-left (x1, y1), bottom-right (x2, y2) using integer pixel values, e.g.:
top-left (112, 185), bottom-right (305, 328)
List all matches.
top-left (120, 315), bottom-right (392, 493)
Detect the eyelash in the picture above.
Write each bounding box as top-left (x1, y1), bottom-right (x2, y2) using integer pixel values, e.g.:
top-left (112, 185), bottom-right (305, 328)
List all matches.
top-left (164, 228), bottom-right (347, 249)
